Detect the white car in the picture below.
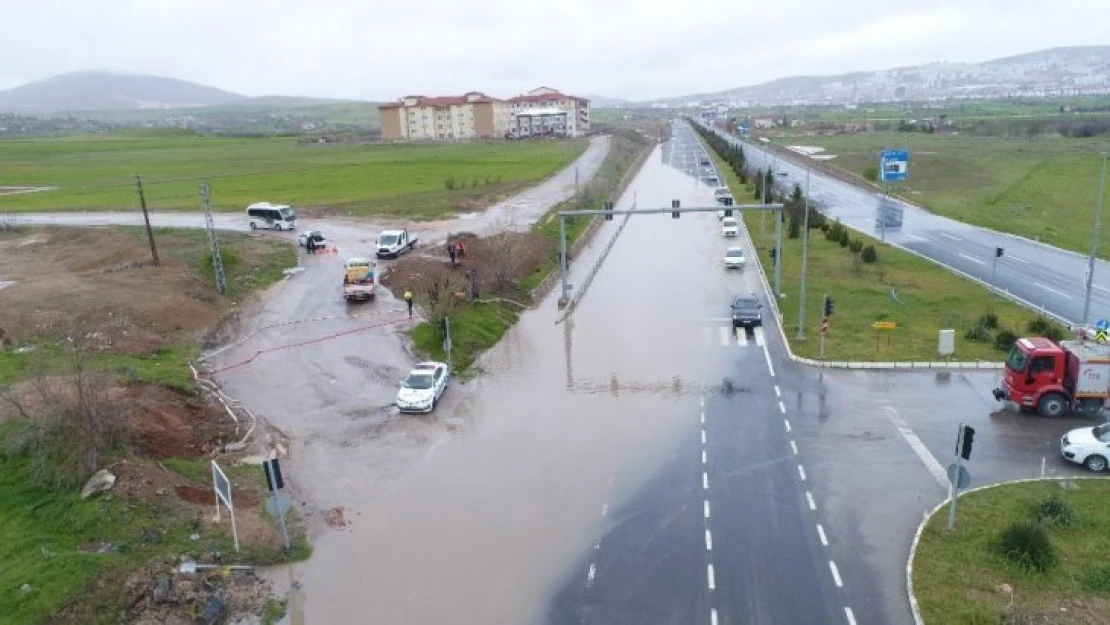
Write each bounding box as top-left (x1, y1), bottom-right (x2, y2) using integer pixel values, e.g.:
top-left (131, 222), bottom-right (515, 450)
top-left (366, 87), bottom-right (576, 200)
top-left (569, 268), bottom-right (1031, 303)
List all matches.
top-left (297, 230), bottom-right (327, 249)
top-left (396, 361), bottom-right (450, 414)
top-left (721, 217), bottom-right (739, 238)
top-left (724, 247), bottom-right (746, 269)
top-left (1060, 424), bottom-right (1110, 471)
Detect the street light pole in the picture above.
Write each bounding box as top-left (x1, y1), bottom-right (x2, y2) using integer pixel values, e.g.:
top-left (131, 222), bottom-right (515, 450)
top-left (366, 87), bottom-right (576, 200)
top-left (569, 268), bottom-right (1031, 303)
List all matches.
top-left (797, 160), bottom-right (812, 340)
top-left (1083, 151), bottom-right (1108, 326)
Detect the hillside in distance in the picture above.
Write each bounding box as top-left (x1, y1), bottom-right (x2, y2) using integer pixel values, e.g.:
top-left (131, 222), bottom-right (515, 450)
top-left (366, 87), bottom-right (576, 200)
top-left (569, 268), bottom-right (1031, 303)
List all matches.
top-left (657, 45), bottom-right (1110, 106)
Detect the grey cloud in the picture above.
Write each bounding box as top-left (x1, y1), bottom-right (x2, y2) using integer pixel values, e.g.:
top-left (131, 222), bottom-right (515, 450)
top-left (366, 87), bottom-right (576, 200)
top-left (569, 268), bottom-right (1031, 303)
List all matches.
top-left (1, 0), bottom-right (1107, 100)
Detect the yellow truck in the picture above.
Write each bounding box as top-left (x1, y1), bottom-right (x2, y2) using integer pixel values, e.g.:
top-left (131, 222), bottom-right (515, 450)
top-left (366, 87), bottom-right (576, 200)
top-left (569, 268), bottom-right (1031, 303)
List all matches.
top-left (343, 257), bottom-right (376, 302)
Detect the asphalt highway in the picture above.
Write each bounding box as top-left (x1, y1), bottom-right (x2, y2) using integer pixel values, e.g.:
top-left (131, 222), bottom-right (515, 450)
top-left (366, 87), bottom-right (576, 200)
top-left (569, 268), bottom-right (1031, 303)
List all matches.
top-left (698, 121), bottom-right (1110, 326)
top-left (545, 121), bottom-right (863, 625)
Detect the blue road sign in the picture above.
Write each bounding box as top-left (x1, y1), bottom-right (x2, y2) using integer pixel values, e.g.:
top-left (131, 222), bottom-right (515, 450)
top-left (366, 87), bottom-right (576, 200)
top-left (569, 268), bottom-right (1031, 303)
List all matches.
top-left (880, 149), bottom-right (909, 182)
top-left (739, 122), bottom-right (750, 137)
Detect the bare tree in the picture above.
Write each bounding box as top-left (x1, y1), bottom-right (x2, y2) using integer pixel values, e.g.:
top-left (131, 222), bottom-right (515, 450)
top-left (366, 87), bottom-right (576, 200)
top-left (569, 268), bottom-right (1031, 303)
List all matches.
top-left (2, 330), bottom-right (130, 489)
top-left (470, 231), bottom-right (549, 295)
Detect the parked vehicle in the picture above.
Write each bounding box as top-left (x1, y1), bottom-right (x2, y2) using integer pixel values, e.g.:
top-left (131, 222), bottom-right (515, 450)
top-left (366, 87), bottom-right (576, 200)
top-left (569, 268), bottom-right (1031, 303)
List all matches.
top-left (993, 329), bottom-right (1110, 417)
top-left (247, 202), bottom-right (297, 231)
top-left (297, 230), bottom-right (327, 249)
top-left (342, 257), bottom-right (376, 302)
top-left (395, 361), bottom-right (450, 413)
top-left (1060, 424), bottom-right (1110, 471)
top-left (375, 229), bottom-right (418, 259)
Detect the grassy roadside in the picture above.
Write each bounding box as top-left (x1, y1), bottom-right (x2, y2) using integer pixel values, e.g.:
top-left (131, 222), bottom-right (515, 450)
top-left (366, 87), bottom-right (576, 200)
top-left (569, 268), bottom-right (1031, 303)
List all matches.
top-left (764, 131), bottom-right (1108, 257)
top-left (0, 133), bottom-right (588, 220)
top-left (913, 479), bottom-right (1110, 624)
top-left (0, 225), bottom-right (304, 622)
top-left (694, 124), bottom-right (1067, 362)
top-left (408, 131), bottom-right (653, 373)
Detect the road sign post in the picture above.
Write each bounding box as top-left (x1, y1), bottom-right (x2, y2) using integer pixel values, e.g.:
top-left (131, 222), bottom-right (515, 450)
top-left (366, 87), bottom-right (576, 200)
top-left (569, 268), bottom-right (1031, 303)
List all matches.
top-left (946, 423), bottom-right (975, 531)
top-left (211, 460), bottom-right (240, 553)
top-left (263, 454), bottom-right (292, 550)
top-left (878, 149), bottom-right (909, 243)
top-left (443, 318), bottom-right (453, 368)
top-left (820, 316), bottom-right (828, 359)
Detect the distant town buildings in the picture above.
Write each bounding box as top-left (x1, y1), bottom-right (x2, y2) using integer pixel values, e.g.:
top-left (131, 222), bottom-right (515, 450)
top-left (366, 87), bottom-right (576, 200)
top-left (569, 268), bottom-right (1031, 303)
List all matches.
top-left (377, 87), bottom-right (590, 141)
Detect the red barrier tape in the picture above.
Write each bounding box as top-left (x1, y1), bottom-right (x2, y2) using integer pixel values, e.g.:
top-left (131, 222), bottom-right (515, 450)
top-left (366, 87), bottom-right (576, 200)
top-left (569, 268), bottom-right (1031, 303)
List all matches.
top-left (208, 316), bottom-right (412, 374)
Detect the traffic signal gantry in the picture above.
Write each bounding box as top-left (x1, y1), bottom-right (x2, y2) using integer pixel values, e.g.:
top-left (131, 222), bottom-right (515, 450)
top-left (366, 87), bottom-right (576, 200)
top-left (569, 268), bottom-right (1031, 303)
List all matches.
top-left (557, 199), bottom-right (786, 308)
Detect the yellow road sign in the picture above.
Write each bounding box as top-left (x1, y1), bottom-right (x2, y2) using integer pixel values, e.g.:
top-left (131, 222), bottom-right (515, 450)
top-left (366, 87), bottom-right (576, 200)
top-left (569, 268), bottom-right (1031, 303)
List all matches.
top-left (872, 321), bottom-right (898, 330)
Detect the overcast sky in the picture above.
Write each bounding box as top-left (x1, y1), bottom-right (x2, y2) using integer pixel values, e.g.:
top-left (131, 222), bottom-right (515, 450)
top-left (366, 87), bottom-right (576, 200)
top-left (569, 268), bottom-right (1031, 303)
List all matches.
top-left (1, 0), bottom-right (1107, 101)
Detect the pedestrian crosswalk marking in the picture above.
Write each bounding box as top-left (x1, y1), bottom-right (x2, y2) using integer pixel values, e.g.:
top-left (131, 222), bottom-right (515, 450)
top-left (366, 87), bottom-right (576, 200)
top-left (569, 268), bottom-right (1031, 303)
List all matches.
top-left (704, 326), bottom-right (765, 348)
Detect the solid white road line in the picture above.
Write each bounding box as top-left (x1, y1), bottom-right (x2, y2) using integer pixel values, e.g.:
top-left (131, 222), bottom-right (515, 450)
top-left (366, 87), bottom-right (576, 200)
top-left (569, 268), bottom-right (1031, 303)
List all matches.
top-left (883, 405), bottom-right (948, 488)
top-left (845, 607), bottom-right (857, 625)
top-left (816, 524), bottom-right (828, 546)
top-left (704, 500), bottom-right (711, 519)
top-left (790, 440), bottom-right (798, 455)
top-left (784, 419), bottom-right (792, 433)
top-left (753, 327), bottom-right (765, 346)
top-left (1008, 255), bottom-right (1030, 264)
top-left (705, 529), bottom-right (713, 551)
top-left (707, 564), bottom-right (716, 590)
top-left (778, 401), bottom-right (786, 414)
top-left (806, 491), bottom-right (816, 510)
top-left (829, 561), bottom-right (843, 588)
top-left (1035, 282), bottom-right (1073, 299)
top-left (939, 232), bottom-right (961, 241)
top-left (762, 343), bottom-right (776, 377)
top-left (958, 253), bottom-right (985, 265)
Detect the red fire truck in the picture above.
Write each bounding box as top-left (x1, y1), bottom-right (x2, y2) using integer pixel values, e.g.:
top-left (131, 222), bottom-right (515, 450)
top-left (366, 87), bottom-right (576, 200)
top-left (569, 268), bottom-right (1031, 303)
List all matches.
top-left (993, 329), bottom-right (1110, 417)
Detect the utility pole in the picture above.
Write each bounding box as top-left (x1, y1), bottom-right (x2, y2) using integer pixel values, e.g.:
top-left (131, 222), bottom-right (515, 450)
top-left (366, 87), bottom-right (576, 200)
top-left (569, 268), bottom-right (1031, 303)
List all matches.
top-left (1083, 151), bottom-right (1108, 325)
top-left (199, 181), bottom-right (228, 295)
top-left (134, 175), bottom-right (160, 267)
top-left (797, 161), bottom-right (812, 339)
top-left (879, 146), bottom-right (889, 242)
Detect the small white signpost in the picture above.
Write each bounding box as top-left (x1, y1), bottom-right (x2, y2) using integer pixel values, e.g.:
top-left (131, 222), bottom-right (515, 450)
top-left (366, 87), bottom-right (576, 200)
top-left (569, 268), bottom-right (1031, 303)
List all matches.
top-left (211, 460), bottom-right (240, 553)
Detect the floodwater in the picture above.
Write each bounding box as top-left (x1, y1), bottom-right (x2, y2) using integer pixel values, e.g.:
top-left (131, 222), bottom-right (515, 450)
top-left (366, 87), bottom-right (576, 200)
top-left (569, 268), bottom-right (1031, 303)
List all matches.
top-left (246, 143), bottom-right (761, 624)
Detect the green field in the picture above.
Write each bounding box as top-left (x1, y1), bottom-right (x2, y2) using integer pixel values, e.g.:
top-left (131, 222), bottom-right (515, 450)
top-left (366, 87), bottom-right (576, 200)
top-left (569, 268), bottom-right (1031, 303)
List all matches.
top-left (699, 129), bottom-right (1065, 361)
top-left (0, 133), bottom-right (588, 219)
top-left (770, 132), bottom-right (1109, 257)
top-left (731, 95), bottom-right (1110, 124)
top-left (914, 479), bottom-right (1110, 624)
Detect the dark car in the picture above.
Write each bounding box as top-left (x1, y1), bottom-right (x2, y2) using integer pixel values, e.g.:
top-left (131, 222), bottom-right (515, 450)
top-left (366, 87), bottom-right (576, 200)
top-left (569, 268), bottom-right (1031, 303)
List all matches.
top-left (731, 294), bottom-right (763, 328)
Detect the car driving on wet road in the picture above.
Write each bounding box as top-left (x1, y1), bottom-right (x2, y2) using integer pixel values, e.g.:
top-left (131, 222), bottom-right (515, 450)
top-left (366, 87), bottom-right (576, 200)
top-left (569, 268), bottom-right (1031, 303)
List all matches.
top-left (724, 247), bottom-right (746, 269)
top-left (396, 361), bottom-right (450, 413)
top-left (731, 294), bottom-right (763, 328)
top-left (1061, 423), bottom-right (1110, 471)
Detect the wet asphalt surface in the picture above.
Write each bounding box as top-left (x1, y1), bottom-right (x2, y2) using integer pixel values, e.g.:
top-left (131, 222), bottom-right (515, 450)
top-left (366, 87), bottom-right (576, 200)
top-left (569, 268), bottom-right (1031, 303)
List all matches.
top-left (697, 121), bottom-right (1110, 325)
top-left (4, 126), bottom-right (1105, 624)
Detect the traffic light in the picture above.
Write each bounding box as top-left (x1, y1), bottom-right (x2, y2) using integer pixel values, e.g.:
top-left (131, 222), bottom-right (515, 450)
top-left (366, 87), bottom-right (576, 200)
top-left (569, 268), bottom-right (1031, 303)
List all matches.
top-left (960, 425), bottom-right (976, 461)
top-left (769, 246), bottom-right (777, 261)
top-left (995, 247), bottom-right (1004, 258)
top-left (603, 201), bottom-right (615, 221)
top-left (671, 199), bottom-right (680, 219)
top-left (823, 295), bottom-right (835, 317)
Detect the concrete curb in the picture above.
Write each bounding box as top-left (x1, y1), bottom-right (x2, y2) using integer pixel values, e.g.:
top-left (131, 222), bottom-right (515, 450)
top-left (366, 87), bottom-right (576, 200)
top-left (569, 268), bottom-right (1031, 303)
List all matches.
top-left (687, 124), bottom-right (1006, 371)
top-left (905, 475), bottom-right (1110, 625)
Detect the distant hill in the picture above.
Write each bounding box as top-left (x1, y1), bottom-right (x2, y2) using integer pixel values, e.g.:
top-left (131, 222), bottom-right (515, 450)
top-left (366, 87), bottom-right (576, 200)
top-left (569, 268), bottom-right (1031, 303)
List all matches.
top-left (0, 71), bottom-right (251, 112)
top-left (645, 45), bottom-right (1110, 106)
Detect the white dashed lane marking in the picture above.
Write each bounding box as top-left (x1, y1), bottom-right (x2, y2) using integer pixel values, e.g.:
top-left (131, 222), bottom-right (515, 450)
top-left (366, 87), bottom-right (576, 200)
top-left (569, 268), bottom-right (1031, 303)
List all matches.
top-left (806, 491), bottom-right (816, 511)
top-left (817, 524), bottom-right (828, 546)
top-left (829, 561), bottom-right (843, 588)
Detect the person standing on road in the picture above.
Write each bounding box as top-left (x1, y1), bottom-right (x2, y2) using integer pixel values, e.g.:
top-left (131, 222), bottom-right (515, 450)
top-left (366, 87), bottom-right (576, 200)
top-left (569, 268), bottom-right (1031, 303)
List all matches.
top-left (404, 290), bottom-right (414, 318)
top-left (307, 236), bottom-right (316, 255)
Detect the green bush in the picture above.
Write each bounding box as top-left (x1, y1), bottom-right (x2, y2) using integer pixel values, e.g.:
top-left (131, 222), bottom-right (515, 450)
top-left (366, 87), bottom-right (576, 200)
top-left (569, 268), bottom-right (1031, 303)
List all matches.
top-left (862, 165), bottom-right (878, 182)
top-left (1027, 315), bottom-right (1066, 341)
top-left (978, 312), bottom-right (999, 329)
top-left (996, 520), bottom-right (1058, 572)
top-left (965, 324), bottom-right (991, 342)
top-left (1034, 494), bottom-right (1077, 528)
top-left (444, 176), bottom-right (457, 191)
top-left (860, 245), bottom-right (878, 263)
top-left (1083, 564), bottom-right (1110, 592)
top-left (995, 328), bottom-right (1017, 351)
top-left (838, 229), bottom-right (850, 247)
top-left (849, 239), bottom-right (863, 253)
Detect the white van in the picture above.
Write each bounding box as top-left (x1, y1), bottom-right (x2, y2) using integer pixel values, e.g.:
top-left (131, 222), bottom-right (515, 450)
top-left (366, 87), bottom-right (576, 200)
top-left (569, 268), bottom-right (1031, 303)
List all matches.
top-left (247, 202), bottom-right (297, 231)
top-left (721, 217), bottom-right (739, 237)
